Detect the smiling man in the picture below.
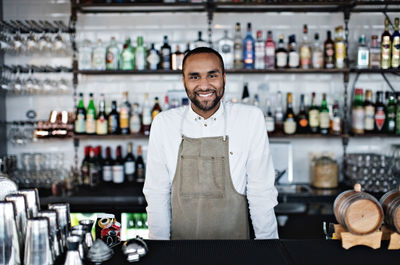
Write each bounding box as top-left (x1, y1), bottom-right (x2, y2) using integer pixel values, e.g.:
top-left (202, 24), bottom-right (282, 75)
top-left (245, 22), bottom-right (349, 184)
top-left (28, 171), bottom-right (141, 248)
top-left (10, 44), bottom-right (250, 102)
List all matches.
top-left (143, 47), bottom-right (278, 240)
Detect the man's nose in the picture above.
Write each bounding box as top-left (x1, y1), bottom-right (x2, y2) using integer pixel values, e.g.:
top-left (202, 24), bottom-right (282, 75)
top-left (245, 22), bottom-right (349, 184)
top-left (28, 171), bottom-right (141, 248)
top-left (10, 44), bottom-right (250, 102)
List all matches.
top-left (198, 77), bottom-right (209, 89)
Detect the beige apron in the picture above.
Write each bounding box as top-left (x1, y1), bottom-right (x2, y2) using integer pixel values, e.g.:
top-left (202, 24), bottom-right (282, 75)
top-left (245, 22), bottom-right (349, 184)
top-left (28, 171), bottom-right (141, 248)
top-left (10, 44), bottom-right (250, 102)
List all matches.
top-left (171, 105), bottom-right (249, 239)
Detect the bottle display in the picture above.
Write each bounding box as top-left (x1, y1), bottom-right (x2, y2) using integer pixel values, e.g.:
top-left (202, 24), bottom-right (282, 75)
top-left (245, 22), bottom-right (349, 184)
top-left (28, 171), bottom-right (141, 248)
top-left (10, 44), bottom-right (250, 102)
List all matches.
top-left (265, 99), bottom-right (275, 133)
top-left (108, 100), bottom-right (120, 134)
top-left (274, 91), bottom-right (284, 133)
top-left (369, 35), bottom-right (381, 69)
top-left (172, 45), bottom-right (184, 70)
top-left (151, 97), bottom-right (162, 121)
top-left (147, 43), bottom-right (160, 70)
top-left (142, 93), bottom-right (152, 136)
top-left (356, 34), bottom-right (369, 69)
top-left (396, 92), bottom-right (400, 135)
top-left (193, 31), bottom-right (208, 48)
top-left (92, 39), bottom-right (106, 70)
top-left (120, 38), bottom-right (135, 70)
top-left (386, 93), bottom-right (396, 133)
top-left (130, 103), bottom-right (142, 134)
top-left (103, 146), bottom-right (113, 183)
top-left (297, 94), bottom-right (309, 133)
top-left (375, 91), bottom-right (386, 133)
top-left (330, 100), bottom-right (342, 135)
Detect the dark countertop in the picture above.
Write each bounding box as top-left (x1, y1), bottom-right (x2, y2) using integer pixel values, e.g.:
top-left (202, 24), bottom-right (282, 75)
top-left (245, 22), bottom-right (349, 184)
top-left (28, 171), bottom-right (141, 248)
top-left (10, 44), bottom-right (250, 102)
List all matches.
top-left (54, 239), bottom-right (400, 265)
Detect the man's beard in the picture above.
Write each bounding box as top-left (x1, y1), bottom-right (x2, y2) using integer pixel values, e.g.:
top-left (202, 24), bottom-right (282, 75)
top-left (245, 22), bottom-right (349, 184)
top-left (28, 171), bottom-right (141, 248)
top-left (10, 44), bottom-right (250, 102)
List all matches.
top-left (185, 83), bottom-right (225, 112)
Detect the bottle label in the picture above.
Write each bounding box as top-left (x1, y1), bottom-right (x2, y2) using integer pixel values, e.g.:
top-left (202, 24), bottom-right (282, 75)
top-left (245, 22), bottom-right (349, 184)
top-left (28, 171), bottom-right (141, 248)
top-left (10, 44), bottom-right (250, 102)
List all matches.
top-left (276, 52), bottom-right (287, 68)
top-left (152, 110), bottom-right (160, 121)
top-left (324, 44), bottom-right (335, 68)
top-left (319, 112), bottom-right (330, 129)
top-left (89, 166), bottom-right (99, 187)
top-left (243, 40), bottom-right (254, 65)
top-left (375, 109), bottom-right (385, 131)
top-left (288, 51), bottom-right (299, 68)
top-left (109, 115), bottom-right (119, 133)
top-left (300, 46), bottom-right (311, 67)
top-left (162, 49), bottom-right (171, 69)
top-left (364, 105), bottom-right (375, 131)
top-left (283, 120), bottom-right (296, 134)
top-left (75, 114), bottom-right (86, 133)
top-left (392, 36), bottom-right (400, 68)
top-left (332, 117), bottom-right (341, 134)
top-left (255, 43), bottom-right (265, 69)
top-left (130, 115), bottom-right (142, 134)
top-left (136, 49), bottom-right (146, 70)
top-left (265, 116), bottom-right (275, 132)
top-left (86, 114), bottom-right (96, 134)
top-left (299, 118), bottom-right (308, 128)
top-left (335, 42), bottom-right (345, 68)
top-left (79, 49), bottom-right (92, 70)
top-left (357, 50), bottom-right (369, 68)
top-left (92, 50), bottom-right (105, 70)
top-left (103, 165), bottom-right (113, 182)
top-left (121, 51), bottom-right (134, 70)
top-left (106, 49), bottom-right (118, 70)
top-left (309, 109), bottom-right (320, 127)
top-left (120, 108), bottom-right (129, 129)
top-left (352, 107), bottom-right (364, 132)
top-left (136, 165), bottom-right (145, 182)
top-left (312, 51), bottom-right (323, 69)
top-left (142, 111), bottom-right (152, 126)
top-left (265, 45), bottom-right (275, 68)
top-left (125, 161), bottom-right (135, 175)
top-left (113, 165), bottom-right (124, 183)
top-left (96, 118), bottom-right (108, 135)
top-left (381, 36), bottom-right (391, 69)
top-left (147, 52), bottom-right (160, 70)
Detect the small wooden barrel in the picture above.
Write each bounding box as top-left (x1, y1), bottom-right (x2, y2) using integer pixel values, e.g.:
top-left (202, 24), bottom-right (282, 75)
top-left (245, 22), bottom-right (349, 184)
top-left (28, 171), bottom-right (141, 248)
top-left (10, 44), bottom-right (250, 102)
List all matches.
top-left (333, 184), bottom-right (383, 235)
top-left (379, 187), bottom-right (400, 233)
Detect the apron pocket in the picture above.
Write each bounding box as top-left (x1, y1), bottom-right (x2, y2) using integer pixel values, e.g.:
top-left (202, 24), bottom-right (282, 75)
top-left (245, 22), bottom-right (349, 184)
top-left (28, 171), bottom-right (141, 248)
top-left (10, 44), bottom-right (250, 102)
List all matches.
top-left (180, 155), bottom-right (225, 198)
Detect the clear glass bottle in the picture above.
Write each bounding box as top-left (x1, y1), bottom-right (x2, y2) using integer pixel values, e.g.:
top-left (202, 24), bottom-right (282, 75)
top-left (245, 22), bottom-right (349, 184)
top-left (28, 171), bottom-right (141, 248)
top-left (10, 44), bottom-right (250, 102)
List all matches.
top-left (120, 91), bottom-right (131, 135)
top-left (105, 37), bottom-right (119, 70)
top-left (91, 39), bottom-right (106, 70)
top-left (135, 36), bottom-right (147, 71)
top-left (356, 34), bottom-right (369, 69)
top-left (243, 23), bottom-right (255, 69)
top-left (265, 30), bottom-right (275, 69)
top-left (233, 23), bottom-right (243, 69)
top-left (275, 91), bottom-right (284, 133)
top-left (300, 24), bottom-right (312, 69)
top-left (330, 100), bottom-right (342, 135)
top-left (172, 45), bottom-right (184, 70)
top-left (218, 30), bottom-right (234, 69)
top-left (78, 39), bottom-right (92, 70)
top-left (265, 99), bottom-right (275, 133)
top-left (142, 93), bottom-right (152, 136)
top-left (369, 35), bottom-right (381, 69)
top-left (130, 103), bottom-right (142, 134)
top-left (255, 30), bottom-right (265, 69)
top-left (312, 33), bottom-right (323, 69)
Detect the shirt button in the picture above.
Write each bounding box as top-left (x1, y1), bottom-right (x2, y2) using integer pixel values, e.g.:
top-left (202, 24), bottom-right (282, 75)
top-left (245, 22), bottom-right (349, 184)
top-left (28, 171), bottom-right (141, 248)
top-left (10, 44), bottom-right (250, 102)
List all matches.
top-left (214, 118), bottom-right (216, 121)
top-left (230, 152), bottom-right (233, 155)
top-left (204, 124), bottom-right (207, 127)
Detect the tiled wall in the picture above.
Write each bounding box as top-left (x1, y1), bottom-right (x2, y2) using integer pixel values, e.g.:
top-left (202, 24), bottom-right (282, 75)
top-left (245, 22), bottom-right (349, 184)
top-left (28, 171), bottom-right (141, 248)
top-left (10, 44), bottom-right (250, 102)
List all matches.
top-left (3, 0), bottom-right (400, 183)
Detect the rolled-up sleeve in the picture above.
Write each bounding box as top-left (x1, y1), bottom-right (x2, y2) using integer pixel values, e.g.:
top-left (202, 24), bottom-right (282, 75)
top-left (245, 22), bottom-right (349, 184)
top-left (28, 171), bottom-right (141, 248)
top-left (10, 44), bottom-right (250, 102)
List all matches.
top-left (143, 115), bottom-right (172, 240)
top-left (246, 109), bottom-right (279, 239)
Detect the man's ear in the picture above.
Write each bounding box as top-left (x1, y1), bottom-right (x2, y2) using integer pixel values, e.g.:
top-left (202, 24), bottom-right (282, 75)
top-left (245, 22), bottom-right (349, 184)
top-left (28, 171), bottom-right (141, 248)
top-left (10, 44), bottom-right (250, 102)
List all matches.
top-left (223, 72), bottom-right (226, 84)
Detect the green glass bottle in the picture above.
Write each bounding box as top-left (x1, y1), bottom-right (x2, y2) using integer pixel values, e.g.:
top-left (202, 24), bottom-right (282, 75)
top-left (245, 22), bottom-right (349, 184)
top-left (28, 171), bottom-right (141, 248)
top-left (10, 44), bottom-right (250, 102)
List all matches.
top-left (135, 36), bottom-right (147, 71)
top-left (74, 93), bottom-right (86, 134)
top-left (86, 92), bottom-right (97, 135)
top-left (319, 93), bottom-right (330, 135)
top-left (396, 92), bottom-right (400, 135)
top-left (386, 92), bottom-right (396, 133)
top-left (352, 88), bottom-right (364, 135)
top-left (120, 38), bottom-right (135, 70)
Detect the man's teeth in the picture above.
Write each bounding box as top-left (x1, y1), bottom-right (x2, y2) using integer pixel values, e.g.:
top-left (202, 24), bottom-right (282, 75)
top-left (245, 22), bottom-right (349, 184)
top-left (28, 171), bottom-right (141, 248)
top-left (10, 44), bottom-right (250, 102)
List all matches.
top-left (198, 93), bottom-right (213, 97)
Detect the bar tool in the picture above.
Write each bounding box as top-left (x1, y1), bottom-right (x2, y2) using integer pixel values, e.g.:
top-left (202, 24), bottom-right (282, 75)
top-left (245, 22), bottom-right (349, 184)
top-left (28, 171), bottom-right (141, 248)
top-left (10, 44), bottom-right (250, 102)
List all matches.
top-left (0, 201), bottom-right (21, 265)
top-left (18, 188), bottom-right (40, 218)
top-left (38, 210), bottom-right (62, 257)
top-left (64, 236), bottom-right (82, 265)
top-left (24, 217), bottom-right (53, 265)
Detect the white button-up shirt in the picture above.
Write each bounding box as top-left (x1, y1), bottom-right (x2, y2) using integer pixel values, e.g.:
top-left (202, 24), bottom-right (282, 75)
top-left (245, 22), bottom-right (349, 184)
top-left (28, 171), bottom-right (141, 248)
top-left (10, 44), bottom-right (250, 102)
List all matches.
top-left (143, 102), bottom-right (279, 239)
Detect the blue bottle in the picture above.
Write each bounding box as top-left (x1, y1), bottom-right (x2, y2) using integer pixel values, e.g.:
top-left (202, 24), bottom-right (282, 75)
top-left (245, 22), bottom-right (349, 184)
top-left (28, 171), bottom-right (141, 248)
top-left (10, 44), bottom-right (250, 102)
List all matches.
top-left (243, 23), bottom-right (255, 69)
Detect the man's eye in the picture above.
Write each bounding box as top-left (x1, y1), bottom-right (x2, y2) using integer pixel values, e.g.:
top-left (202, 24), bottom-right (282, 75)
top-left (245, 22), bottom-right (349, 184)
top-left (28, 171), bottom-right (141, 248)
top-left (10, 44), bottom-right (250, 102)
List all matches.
top-left (209, 74), bottom-right (217, 78)
top-left (190, 76), bottom-right (199, 80)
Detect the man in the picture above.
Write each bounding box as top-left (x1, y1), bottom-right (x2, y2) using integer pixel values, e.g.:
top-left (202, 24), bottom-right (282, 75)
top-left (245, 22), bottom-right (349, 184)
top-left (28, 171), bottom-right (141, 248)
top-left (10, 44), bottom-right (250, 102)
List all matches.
top-left (143, 47), bottom-right (278, 240)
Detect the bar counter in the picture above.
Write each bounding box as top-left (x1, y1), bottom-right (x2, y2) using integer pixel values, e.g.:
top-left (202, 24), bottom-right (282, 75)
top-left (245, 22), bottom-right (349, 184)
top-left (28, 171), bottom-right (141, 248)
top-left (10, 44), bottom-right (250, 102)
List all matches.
top-left (55, 239), bottom-right (400, 265)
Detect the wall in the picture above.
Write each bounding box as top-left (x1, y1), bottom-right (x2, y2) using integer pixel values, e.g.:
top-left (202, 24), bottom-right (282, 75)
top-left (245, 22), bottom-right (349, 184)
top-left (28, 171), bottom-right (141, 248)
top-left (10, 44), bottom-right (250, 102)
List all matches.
top-left (3, 0), bottom-right (400, 183)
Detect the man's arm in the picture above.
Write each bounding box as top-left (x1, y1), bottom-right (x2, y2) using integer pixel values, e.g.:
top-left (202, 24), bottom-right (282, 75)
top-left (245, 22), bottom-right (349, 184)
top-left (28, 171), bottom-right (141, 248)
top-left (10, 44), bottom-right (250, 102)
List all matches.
top-left (246, 108), bottom-right (279, 239)
top-left (143, 115), bottom-right (171, 239)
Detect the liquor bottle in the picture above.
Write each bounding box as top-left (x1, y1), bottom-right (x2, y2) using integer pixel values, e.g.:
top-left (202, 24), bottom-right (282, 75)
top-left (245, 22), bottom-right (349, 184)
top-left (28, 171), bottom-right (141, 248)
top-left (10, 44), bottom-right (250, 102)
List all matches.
top-left (96, 93), bottom-right (108, 135)
top-left (135, 145), bottom-right (145, 183)
top-left (184, 42), bottom-right (191, 54)
top-left (243, 23), bottom-right (255, 69)
top-left (78, 39), bottom-right (92, 70)
top-left (194, 31), bottom-right (208, 48)
top-left (241, 82), bottom-right (250, 104)
top-left (297, 94), bottom-right (309, 133)
top-left (356, 35), bottom-right (369, 69)
top-left (369, 35), bottom-right (381, 69)
top-left (288, 35), bottom-right (299, 68)
top-left (218, 30), bottom-right (234, 69)
top-left (105, 36), bottom-right (119, 70)
top-left (88, 147), bottom-right (101, 188)
top-left (86, 93), bottom-right (96, 135)
top-left (330, 100), bottom-right (342, 135)
top-left (283, 92), bottom-right (296, 135)
top-left (386, 93), bottom-right (396, 133)
top-left (161, 36), bottom-right (172, 70)
top-left (324, 30), bottom-right (335, 69)
top-left (124, 142), bottom-right (136, 183)
top-left (120, 91), bottom-right (131, 135)
top-left (113, 145), bottom-right (125, 184)
top-left (147, 43), bottom-right (160, 70)
top-left (309, 92), bottom-right (320, 133)
top-left (319, 93), bottom-right (330, 135)
top-left (130, 103), bottom-right (142, 134)
top-left (151, 97), bottom-right (162, 121)
top-left (275, 35), bottom-right (287, 69)
top-left (81, 146), bottom-right (91, 187)
top-left (232, 24), bottom-right (243, 70)
top-left (108, 100), bottom-right (120, 134)
top-left (312, 33), bottom-right (323, 69)
top-left (392, 17), bottom-right (400, 68)
top-left (96, 145), bottom-right (104, 182)
top-left (375, 91), bottom-right (386, 133)
top-left (275, 91), bottom-right (284, 133)
top-left (120, 38), bottom-right (135, 70)
top-left (381, 18), bottom-right (392, 69)
top-left (255, 30), bottom-right (265, 69)
top-left (300, 24), bottom-right (312, 69)
top-left (396, 92), bottom-right (400, 135)
top-left (135, 36), bottom-right (147, 71)
top-left (102, 146), bottom-right (113, 183)
top-left (265, 30), bottom-right (275, 69)
top-left (364, 89), bottom-right (375, 133)
top-left (352, 88), bottom-right (364, 134)
top-left (172, 45), bottom-right (184, 70)
top-left (265, 99), bottom-right (275, 133)
top-left (92, 39), bottom-right (106, 70)
top-left (334, 26), bottom-right (346, 69)
top-left (142, 93), bottom-right (152, 136)
top-left (74, 93), bottom-right (86, 134)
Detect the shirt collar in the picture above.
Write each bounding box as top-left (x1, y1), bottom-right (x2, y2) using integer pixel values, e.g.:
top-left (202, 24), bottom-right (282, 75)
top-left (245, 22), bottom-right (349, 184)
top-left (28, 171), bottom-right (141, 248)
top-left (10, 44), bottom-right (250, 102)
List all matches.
top-left (187, 102), bottom-right (224, 122)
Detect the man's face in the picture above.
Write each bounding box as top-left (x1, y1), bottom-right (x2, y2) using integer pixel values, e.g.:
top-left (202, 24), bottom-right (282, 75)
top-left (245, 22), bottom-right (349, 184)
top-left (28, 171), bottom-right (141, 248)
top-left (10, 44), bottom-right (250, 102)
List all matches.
top-left (182, 53), bottom-right (226, 118)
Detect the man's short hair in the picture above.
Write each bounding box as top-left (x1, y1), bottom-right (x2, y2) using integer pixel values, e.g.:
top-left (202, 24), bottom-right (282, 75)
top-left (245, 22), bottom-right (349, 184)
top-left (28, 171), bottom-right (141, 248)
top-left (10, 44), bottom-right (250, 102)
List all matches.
top-left (182, 47), bottom-right (225, 75)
